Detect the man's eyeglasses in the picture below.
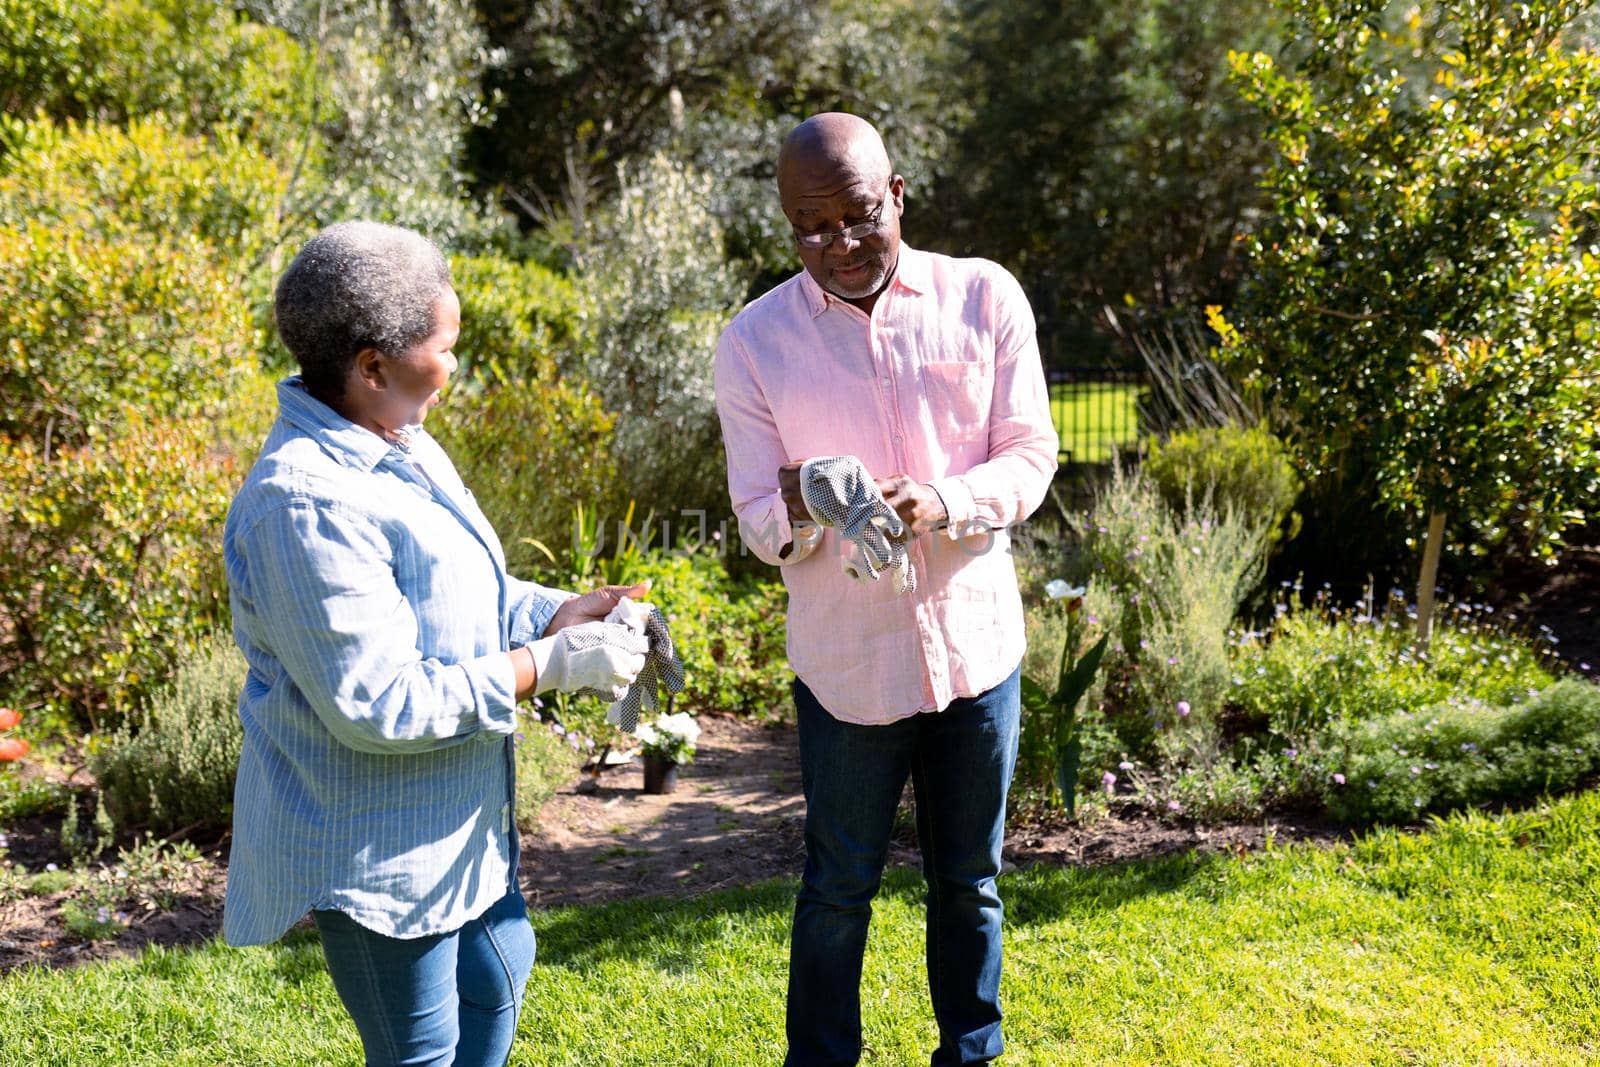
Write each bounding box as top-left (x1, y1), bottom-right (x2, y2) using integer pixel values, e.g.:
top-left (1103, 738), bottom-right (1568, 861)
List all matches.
top-left (792, 189), bottom-right (892, 250)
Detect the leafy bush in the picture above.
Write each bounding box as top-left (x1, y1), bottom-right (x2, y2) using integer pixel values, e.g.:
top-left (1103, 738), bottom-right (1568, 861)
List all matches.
top-left (572, 153), bottom-right (743, 520)
top-left (90, 635), bottom-right (244, 833)
top-left (1229, 595), bottom-right (1556, 751)
top-left (431, 383), bottom-right (619, 575)
top-left (448, 254), bottom-right (585, 382)
top-left (1324, 680), bottom-right (1600, 826)
top-left (513, 717), bottom-right (584, 831)
top-left (1068, 463), bottom-right (1271, 763)
top-left (0, 419), bottom-right (235, 729)
top-left (1142, 424), bottom-right (1300, 543)
top-left (0, 115), bottom-right (288, 270)
top-left (628, 550), bottom-right (790, 720)
top-left (0, 0), bottom-right (311, 148)
top-left (0, 221), bottom-right (256, 449)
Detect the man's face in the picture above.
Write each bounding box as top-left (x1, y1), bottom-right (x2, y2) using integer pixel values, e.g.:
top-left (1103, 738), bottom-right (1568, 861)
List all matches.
top-left (781, 171), bottom-right (905, 304)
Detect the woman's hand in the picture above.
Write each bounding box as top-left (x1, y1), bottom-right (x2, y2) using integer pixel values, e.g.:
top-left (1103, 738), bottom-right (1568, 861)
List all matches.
top-left (545, 581), bottom-right (652, 636)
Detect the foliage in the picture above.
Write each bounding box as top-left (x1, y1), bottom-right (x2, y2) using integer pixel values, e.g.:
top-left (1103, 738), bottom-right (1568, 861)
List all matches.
top-left (0, 221), bottom-right (257, 451)
top-left (430, 256), bottom-right (620, 571)
top-left (1324, 679), bottom-right (1600, 825)
top-left (91, 636), bottom-right (246, 835)
top-left (1229, 592), bottom-right (1557, 753)
top-left (0, 419), bottom-right (234, 729)
top-left (936, 0), bottom-right (1278, 360)
top-left (1218, 0), bottom-right (1600, 578)
top-left (1068, 463), bottom-right (1272, 765)
top-left (0, 115), bottom-right (288, 272)
top-left (244, 0), bottom-right (504, 244)
top-left (0, 769), bottom-right (67, 822)
top-left (0, 0), bottom-right (312, 149)
top-left (627, 550), bottom-right (790, 719)
top-left (513, 716), bottom-right (584, 831)
top-left (61, 894), bottom-right (126, 941)
top-left (1142, 424), bottom-right (1301, 543)
top-left (1020, 583), bottom-right (1108, 814)
top-left (571, 153), bottom-right (744, 520)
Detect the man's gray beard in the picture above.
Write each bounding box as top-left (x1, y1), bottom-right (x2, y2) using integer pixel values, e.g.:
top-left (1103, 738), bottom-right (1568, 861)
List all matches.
top-left (824, 262), bottom-right (889, 301)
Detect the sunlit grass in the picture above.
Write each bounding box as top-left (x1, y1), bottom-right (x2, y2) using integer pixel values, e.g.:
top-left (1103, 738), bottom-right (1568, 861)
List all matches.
top-left (1050, 381), bottom-right (1143, 463)
top-left (5, 789), bottom-right (1599, 1065)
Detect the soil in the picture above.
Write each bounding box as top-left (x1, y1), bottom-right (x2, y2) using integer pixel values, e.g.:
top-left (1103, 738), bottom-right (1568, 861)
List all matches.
top-left (0, 713), bottom-right (1351, 974)
top-left (1490, 524), bottom-right (1600, 675)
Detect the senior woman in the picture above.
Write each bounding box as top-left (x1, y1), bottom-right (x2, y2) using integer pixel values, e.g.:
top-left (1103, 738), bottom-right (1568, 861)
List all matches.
top-left (223, 220), bottom-right (645, 1067)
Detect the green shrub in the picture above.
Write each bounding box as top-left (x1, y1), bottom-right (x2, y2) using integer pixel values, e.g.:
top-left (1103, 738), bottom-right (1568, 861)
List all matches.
top-left (513, 720), bottom-right (583, 831)
top-left (0, 419), bottom-right (235, 729)
top-left (0, 771), bottom-right (68, 822)
top-left (448, 254), bottom-right (585, 383)
top-left (573, 154), bottom-right (742, 521)
top-left (1067, 463), bottom-right (1272, 764)
top-left (1324, 679), bottom-right (1600, 826)
top-left (90, 636), bottom-right (244, 833)
top-left (628, 551), bottom-right (790, 720)
top-left (0, 0), bottom-right (311, 148)
top-left (1230, 595), bottom-right (1556, 749)
top-left (1142, 424), bottom-right (1300, 543)
top-left (0, 221), bottom-right (256, 450)
top-left (0, 115), bottom-right (288, 270)
top-left (431, 382), bottom-right (620, 575)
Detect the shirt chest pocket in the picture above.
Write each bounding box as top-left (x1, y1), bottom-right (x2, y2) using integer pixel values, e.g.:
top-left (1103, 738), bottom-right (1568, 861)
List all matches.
top-left (919, 360), bottom-right (992, 444)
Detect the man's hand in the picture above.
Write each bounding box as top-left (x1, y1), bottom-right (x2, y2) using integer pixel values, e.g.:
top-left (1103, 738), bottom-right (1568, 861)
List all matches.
top-left (547, 581), bottom-right (651, 636)
top-left (876, 475), bottom-right (948, 539)
top-left (778, 461), bottom-right (808, 523)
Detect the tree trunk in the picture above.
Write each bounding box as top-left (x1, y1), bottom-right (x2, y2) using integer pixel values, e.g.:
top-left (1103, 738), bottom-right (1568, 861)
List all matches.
top-left (1415, 511), bottom-right (1447, 651)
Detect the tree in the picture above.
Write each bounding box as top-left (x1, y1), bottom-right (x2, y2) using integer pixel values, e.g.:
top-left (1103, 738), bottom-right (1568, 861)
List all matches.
top-left (1216, 0), bottom-right (1600, 644)
top-left (931, 0), bottom-right (1280, 365)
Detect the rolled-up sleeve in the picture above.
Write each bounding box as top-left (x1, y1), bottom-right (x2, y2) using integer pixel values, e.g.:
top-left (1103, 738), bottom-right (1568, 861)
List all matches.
top-left (929, 269), bottom-right (1058, 534)
top-left (506, 577), bottom-right (570, 646)
top-left (713, 327), bottom-right (819, 566)
top-left (239, 502), bottom-right (519, 755)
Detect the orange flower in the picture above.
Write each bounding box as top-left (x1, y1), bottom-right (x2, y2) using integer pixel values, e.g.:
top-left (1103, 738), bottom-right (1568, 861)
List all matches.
top-left (0, 737), bottom-right (29, 761)
top-left (0, 707), bottom-right (20, 731)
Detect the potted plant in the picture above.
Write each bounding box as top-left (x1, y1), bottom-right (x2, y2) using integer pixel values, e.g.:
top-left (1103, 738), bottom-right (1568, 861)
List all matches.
top-left (633, 711), bottom-right (700, 794)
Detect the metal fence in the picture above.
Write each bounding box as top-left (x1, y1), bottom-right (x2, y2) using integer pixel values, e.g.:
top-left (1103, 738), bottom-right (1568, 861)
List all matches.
top-left (1046, 365), bottom-right (1148, 468)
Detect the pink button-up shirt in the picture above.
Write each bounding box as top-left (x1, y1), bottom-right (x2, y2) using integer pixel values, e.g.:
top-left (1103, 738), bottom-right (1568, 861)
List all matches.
top-left (713, 245), bottom-right (1058, 724)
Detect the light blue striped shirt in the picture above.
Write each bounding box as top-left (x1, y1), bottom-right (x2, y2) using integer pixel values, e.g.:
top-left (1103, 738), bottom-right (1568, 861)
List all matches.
top-left (222, 378), bottom-right (565, 945)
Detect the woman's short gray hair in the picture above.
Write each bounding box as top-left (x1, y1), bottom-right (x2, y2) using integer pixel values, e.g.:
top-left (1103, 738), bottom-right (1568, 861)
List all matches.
top-left (274, 221), bottom-right (452, 400)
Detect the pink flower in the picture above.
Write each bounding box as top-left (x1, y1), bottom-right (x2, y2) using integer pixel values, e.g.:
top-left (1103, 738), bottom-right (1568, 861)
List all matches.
top-left (1101, 771), bottom-right (1117, 794)
top-left (1166, 800), bottom-right (1182, 812)
top-left (1176, 701), bottom-right (1191, 718)
top-left (1332, 773), bottom-right (1346, 785)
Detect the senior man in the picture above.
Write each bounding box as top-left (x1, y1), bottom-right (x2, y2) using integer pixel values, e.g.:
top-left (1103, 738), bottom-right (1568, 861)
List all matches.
top-left (713, 113), bottom-right (1057, 1067)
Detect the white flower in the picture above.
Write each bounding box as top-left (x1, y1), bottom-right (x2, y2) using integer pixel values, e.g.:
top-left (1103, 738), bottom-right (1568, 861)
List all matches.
top-left (654, 712), bottom-right (701, 745)
top-left (633, 723), bottom-right (660, 747)
top-left (1043, 579), bottom-right (1085, 601)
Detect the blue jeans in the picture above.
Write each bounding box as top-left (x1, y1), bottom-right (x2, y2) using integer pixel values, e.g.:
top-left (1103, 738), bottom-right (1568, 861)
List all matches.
top-left (313, 887), bottom-right (536, 1067)
top-left (786, 667), bottom-right (1021, 1067)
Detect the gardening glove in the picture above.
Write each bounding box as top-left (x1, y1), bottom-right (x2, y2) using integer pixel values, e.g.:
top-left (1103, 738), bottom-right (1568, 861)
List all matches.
top-left (603, 596), bottom-right (687, 734)
top-left (527, 621), bottom-right (650, 701)
top-left (799, 455), bottom-right (916, 595)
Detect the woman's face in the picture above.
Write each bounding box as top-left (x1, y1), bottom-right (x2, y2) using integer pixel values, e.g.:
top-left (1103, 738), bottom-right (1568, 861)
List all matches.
top-left (369, 287), bottom-right (461, 435)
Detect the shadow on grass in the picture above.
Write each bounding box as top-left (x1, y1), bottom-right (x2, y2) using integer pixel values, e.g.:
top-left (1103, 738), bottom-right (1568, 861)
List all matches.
top-left (531, 850), bottom-right (1220, 973)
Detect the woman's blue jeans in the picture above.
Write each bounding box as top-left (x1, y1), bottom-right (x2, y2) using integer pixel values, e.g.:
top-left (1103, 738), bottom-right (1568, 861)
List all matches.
top-left (313, 887), bottom-right (536, 1067)
top-left (786, 668), bottom-right (1021, 1067)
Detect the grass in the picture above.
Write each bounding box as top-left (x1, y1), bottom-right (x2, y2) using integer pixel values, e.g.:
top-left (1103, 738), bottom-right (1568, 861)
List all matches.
top-left (1050, 381), bottom-right (1143, 464)
top-left (5, 790), bottom-right (1600, 1065)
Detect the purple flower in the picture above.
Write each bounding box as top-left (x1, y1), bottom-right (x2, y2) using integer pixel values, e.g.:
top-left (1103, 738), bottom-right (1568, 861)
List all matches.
top-left (1285, 748), bottom-right (1298, 760)
top-left (1102, 771), bottom-right (1117, 794)
top-left (1119, 760), bottom-right (1134, 771)
top-left (532, 697), bottom-right (544, 709)
top-left (1332, 773), bottom-right (1346, 785)
top-left (529, 710), bottom-right (542, 722)
top-left (96, 906), bottom-right (110, 924)
top-left (1166, 656), bottom-right (1178, 666)
top-left (1176, 701), bottom-right (1191, 718)
top-left (514, 732), bottom-right (526, 744)
top-left (1166, 800), bottom-right (1182, 812)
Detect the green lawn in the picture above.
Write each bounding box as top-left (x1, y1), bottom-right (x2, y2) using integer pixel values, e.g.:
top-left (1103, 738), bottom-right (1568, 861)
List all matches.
top-left (1050, 381), bottom-right (1143, 464)
top-left (6, 791), bottom-right (1600, 1065)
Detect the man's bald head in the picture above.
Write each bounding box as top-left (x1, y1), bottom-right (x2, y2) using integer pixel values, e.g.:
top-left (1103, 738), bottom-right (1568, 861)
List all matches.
top-left (777, 113), bottom-right (892, 199)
